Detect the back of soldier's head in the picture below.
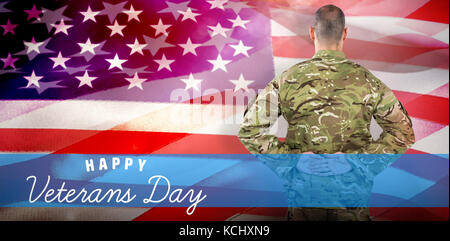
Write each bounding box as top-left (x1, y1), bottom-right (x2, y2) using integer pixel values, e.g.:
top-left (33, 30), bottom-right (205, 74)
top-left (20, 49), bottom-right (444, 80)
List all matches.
top-left (313, 5), bottom-right (346, 45)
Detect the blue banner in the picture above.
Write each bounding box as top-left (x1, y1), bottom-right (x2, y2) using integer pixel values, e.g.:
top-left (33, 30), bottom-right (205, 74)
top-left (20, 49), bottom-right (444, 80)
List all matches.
top-left (0, 154), bottom-right (448, 215)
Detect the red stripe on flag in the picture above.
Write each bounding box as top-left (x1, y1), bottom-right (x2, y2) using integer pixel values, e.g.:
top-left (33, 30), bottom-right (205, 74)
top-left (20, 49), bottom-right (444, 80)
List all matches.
top-left (0, 129), bottom-right (100, 153)
top-left (131, 207), bottom-right (448, 221)
top-left (370, 207), bottom-right (449, 221)
top-left (151, 133), bottom-right (249, 154)
top-left (0, 129), bottom-right (249, 154)
top-left (52, 130), bottom-right (190, 154)
top-left (243, 207), bottom-right (288, 217)
top-left (133, 207), bottom-right (252, 221)
top-left (405, 149), bottom-right (430, 154)
top-left (393, 90), bottom-right (449, 125)
top-left (392, 90), bottom-right (424, 103)
top-left (406, 0), bottom-right (449, 24)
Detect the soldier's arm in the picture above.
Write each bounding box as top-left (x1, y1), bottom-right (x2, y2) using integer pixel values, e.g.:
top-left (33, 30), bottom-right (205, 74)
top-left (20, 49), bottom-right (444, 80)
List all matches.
top-left (365, 77), bottom-right (415, 154)
top-left (238, 75), bottom-right (291, 154)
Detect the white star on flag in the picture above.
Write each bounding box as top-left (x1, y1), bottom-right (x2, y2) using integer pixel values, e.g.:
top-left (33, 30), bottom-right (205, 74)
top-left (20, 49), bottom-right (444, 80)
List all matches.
top-left (75, 70), bottom-right (97, 88)
top-left (181, 73), bottom-right (202, 91)
top-left (179, 38), bottom-right (201, 56)
top-left (125, 73), bottom-right (147, 90)
top-left (101, 1), bottom-right (127, 23)
top-left (230, 40), bottom-right (253, 57)
top-left (151, 18), bottom-right (171, 36)
top-left (230, 15), bottom-right (250, 29)
top-left (229, 73), bottom-right (254, 92)
top-left (208, 54), bottom-right (231, 72)
top-left (24, 37), bottom-right (44, 54)
top-left (36, 6), bottom-right (69, 32)
top-left (178, 7), bottom-right (200, 22)
top-left (143, 35), bottom-right (175, 56)
top-left (24, 70), bottom-right (42, 88)
top-left (51, 19), bottom-right (72, 35)
top-left (127, 38), bottom-right (147, 55)
top-left (154, 54), bottom-right (175, 72)
top-left (123, 5), bottom-right (142, 22)
top-left (107, 20), bottom-right (126, 37)
top-left (207, 0), bottom-right (228, 10)
top-left (80, 6), bottom-right (100, 23)
top-left (78, 38), bottom-right (100, 55)
top-left (208, 22), bottom-right (231, 38)
top-left (49, 52), bottom-right (70, 69)
top-left (158, 1), bottom-right (190, 19)
top-left (106, 54), bottom-right (127, 70)
top-left (21, 80), bottom-right (65, 95)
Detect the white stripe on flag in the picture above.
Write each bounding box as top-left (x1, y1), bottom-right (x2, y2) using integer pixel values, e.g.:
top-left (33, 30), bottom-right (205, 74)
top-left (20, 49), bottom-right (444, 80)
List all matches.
top-left (432, 27), bottom-right (449, 44)
top-left (412, 126), bottom-right (449, 154)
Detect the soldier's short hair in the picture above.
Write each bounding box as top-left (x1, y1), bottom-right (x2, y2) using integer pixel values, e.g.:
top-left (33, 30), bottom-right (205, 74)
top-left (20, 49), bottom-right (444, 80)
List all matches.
top-left (313, 5), bottom-right (346, 44)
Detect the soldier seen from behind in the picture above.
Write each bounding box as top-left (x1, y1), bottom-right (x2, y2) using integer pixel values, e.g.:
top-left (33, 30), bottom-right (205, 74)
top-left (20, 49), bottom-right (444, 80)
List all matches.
top-left (238, 4), bottom-right (415, 221)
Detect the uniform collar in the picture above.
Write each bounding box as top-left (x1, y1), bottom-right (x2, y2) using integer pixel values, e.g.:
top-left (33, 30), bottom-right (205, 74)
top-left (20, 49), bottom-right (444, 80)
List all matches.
top-left (313, 50), bottom-right (346, 59)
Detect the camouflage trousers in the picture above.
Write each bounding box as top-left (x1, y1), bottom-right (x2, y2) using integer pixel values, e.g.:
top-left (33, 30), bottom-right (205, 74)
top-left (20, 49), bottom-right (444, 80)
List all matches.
top-left (287, 207), bottom-right (371, 221)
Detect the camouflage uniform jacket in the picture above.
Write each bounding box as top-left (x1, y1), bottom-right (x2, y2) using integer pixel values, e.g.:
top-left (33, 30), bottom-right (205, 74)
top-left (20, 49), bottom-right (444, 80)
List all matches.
top-left (238, 50), bottom-right (415, 155)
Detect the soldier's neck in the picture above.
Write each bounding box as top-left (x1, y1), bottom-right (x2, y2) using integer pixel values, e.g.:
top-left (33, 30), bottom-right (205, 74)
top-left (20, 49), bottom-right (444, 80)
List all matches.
top-left (314, 42), bottom-right (344, 53)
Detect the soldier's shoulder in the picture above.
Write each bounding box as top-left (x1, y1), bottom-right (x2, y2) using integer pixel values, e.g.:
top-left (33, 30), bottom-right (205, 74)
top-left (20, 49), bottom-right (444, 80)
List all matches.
top-left (278, 59), bottom-right (316, 83)
top-left (346, 60), bottom-right (384, 81)
top-left (284, 58), bottom-right (368, 75)
top-left (344, 60), bottom-right (388, 90)
top-left (331, 58), bottom-right (369, 73)
top-left (285, 59), bottom-right (316, 74)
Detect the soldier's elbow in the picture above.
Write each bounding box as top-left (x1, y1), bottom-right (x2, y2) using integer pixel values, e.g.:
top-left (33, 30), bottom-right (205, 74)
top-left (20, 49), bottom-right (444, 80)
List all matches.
top-left (237, 128), bottom-right (251, 147)
top-left (404, 133), bottom-right (415, 151)
top-left (409, 128), bottom-right (416, 146)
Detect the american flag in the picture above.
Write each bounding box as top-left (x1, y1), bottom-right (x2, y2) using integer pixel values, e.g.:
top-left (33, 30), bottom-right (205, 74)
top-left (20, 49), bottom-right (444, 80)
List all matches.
top-left (0, 0), bottom-right (448, 220)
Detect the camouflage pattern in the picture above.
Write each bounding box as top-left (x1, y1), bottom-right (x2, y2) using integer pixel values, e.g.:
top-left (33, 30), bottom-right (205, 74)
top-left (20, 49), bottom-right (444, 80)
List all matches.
top-left (238, 50), bottom-right (416, 221)
top-left (238, 49), bottom-right (415, 154)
